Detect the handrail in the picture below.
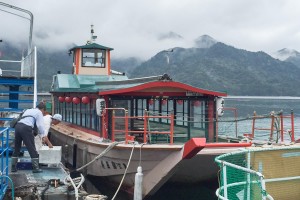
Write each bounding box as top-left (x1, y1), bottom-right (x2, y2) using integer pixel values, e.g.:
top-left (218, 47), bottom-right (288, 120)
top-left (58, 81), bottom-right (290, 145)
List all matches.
top-left (106, 108), bottom-right (174, 144)
top-left (0, 127), bottom-right (10, 199)
top-left (251, 110), bottom-right (295, 142)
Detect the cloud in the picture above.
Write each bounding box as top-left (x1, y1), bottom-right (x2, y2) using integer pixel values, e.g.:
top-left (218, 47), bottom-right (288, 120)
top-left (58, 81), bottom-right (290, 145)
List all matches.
top-left (1, 0), bottom-right (300, 59)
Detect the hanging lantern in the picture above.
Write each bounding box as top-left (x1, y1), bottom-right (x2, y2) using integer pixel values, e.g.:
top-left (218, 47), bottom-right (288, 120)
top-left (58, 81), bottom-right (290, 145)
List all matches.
top-left (58, 96), bottom-right (65, 103)
top-left (162, 99), bottom-right (167, 106)
top-left (148, 99), bottom-right (154, 105)
top-left (82, 96), bottom-right (90, 104)
top-left (73, 97), bottom-right (80, 104)
top-left (193, 100), bottom-right (201, 107)
top-left (177, 100), bottom-right (183, 105)
top-left (65, 96), bottom-right (72, 103)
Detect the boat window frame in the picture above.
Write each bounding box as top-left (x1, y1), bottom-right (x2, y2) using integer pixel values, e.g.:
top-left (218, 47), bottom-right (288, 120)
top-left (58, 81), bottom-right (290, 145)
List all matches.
top-left (82, 48), bottom-right (106, 68)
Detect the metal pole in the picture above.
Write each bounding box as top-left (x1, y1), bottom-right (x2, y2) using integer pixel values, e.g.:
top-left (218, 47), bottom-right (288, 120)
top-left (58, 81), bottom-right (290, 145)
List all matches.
top-left (0, 2), bottom-right (34, 54)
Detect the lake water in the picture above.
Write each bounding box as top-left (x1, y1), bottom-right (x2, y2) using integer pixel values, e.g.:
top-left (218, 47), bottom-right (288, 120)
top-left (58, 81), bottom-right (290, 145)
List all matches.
top-left (82, 97), bottom-right (300, 200)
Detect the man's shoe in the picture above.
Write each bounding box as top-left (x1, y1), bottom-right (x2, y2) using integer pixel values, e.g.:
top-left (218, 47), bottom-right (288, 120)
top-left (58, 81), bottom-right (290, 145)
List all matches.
top-left (32, 158), bottom-right (43, 173)
top-left (11, 157), bottom-right (18, 172)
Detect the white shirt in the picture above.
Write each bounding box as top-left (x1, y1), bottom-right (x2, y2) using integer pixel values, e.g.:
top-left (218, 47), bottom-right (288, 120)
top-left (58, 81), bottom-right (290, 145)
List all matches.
top-left (43, 114), bottom-right (52, 136)
top-left (19, 108), bottom-right (46, 137)
top-left (35, 114), bottom-right (52, 150)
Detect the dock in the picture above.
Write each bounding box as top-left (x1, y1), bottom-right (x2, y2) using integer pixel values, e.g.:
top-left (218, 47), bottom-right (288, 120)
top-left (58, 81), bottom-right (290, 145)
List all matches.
top-left (7, 162), bottom-right (88, 200)
top-left (0, 128), bottom-right (107, 200)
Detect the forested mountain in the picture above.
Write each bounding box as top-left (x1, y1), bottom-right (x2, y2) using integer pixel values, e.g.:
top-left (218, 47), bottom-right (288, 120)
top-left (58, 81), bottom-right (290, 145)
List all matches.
top-left (271, 48), bottom-right (300, 68)
top-left (129, 43), bottom-right (300, 96)
top-left (1, 39), bottom-right (300, 96)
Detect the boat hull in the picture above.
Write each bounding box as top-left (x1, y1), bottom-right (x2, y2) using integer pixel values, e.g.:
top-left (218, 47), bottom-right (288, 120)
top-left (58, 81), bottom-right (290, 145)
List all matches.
top-left (50, 123), bottom-right (244, 197)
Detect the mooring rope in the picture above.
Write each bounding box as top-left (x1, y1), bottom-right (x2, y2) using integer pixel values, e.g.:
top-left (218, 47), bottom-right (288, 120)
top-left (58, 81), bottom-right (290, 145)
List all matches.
top-left (75, 141), bottom-right (124, 172)
top-left (111, 142), bottom-right (136, 200)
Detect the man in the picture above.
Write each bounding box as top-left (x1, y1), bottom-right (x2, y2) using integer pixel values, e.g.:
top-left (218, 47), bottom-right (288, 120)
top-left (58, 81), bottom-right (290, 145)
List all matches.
top-left (35, 113), bottom-right (62, 150)
top-left (11, 103), bottom-right (53, 173)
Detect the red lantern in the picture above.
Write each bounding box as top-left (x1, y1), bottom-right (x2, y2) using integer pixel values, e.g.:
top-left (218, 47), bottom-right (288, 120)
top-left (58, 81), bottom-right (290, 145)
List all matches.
top-left (65, 96), bottom-right (72, 103)
top-left (82, 96), bottom-right (90, 104)
top-left (73, 97), bottom-right (80, 104)
top-left (148, 99), bottom-right (154, 105)
top-left (177, 100), bottom-right (183, 105)
top-left (193, 100), bottom-right (201, 107)
top-left (58, 96), bottom-right (65, 103)
top-left (162, 99), bottom-right (167, 106)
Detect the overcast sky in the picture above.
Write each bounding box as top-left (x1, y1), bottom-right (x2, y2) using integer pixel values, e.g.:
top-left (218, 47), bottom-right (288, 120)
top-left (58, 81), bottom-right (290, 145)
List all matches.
top-left (1, 0), bottom-right (300, 59)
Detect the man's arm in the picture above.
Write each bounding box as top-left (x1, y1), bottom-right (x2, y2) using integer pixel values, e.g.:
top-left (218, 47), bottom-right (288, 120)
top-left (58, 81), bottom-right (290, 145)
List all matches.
top-left (42, 136), bottom-right (53, 148)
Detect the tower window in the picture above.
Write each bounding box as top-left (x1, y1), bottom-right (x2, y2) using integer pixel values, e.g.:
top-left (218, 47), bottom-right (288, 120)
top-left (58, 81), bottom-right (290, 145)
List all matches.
top-left (82, 49), bottom-right (105, 68)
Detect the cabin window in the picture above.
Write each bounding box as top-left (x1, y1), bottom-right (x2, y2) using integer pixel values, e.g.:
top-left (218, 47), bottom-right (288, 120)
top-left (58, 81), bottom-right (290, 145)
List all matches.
top-left (82, 49), bottom-right (105, 67)
top-left (54, 96), bottom-right (100, 131)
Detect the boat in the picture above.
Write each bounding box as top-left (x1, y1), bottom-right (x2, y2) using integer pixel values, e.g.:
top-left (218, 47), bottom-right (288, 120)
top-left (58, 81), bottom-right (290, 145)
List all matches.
top-left (48, 25), bottom-right (253, 198)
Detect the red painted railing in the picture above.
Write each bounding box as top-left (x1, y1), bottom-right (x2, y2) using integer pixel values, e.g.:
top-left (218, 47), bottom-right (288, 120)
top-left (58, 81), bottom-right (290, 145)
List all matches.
top-left (103, 108), bottom-right (175, 144)
top-left (251, 110), bottom-right (295, 142)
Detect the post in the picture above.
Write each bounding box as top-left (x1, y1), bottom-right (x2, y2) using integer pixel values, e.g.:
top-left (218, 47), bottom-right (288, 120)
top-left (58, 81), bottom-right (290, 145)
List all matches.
top-left (270, 113), bottom-right (274, 140)
top-left (170, 111), bottom-right (174, 144)
top-left (112, 110), bottom-right (115, 142)
top-left (280, 112), bottom-right (284, 142)
top-left (143, 109), bottom-right (147, 143)
top-left (82, 147), bottom-right (87, 176)
top-left (291, 110), bottom-right (295, 142)
top-left (125, 110), bottom-right (129, 144)
top-left (252, 111), bottom-right (256, 137)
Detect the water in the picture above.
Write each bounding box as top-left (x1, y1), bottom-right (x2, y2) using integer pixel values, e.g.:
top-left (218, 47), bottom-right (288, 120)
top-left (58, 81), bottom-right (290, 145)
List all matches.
top-left (220, 97), bottom-right (300, 141)
top-left (83, 97), bottom-right (300, 200)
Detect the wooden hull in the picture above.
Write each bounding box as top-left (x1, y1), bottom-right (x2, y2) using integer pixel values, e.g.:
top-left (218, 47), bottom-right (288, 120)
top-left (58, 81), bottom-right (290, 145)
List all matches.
top-left (50, 123), bottom-right (244, 198)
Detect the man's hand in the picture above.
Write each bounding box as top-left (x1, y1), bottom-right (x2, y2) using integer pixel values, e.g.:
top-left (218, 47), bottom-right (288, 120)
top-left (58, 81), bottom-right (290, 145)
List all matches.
top-left (42, 136), bottom-right (53, 148)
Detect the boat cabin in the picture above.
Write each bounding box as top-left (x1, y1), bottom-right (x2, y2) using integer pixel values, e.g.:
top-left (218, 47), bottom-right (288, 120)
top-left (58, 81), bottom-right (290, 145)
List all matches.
top-left (50, 27), bottom-right (227, 144)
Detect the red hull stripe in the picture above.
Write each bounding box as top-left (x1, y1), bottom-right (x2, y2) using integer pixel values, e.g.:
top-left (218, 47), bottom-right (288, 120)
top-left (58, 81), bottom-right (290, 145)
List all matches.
top-left (205, 143), bottom-right (252, 147)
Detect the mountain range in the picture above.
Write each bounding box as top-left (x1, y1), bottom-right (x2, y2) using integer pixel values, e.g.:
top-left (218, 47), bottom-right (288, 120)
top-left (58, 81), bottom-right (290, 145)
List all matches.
top-left (1, 35), bottom-right (300, 96)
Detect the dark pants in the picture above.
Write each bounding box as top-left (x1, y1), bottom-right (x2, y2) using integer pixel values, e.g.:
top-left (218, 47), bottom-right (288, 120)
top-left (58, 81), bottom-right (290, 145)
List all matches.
top-left (12, 123), bottom-right (39, 158)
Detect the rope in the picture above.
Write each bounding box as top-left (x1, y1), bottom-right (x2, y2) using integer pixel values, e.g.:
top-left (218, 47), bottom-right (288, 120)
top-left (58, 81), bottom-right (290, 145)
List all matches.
top-left (75, 141), bottom-right (123, 172)
top-left (111, 142), bottom-right (136, 200)
top-left (85, 194), bottom-right (107, 200)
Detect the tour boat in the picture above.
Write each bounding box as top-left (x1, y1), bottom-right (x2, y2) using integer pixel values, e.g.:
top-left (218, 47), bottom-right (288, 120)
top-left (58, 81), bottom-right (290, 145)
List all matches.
top-left (49, 26), bottom-right (252, 198)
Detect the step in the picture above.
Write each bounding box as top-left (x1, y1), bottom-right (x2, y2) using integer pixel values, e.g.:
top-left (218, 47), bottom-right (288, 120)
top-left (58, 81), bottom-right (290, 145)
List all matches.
top-left (0, 99), bottom-right (33, 103)
top-left (0, 91), bottom-right (33, 94)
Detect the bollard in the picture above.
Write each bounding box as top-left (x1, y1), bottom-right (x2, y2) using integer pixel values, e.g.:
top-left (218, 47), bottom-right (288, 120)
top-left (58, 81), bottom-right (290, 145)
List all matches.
top-left (134, 166), bottom-right (143, 200)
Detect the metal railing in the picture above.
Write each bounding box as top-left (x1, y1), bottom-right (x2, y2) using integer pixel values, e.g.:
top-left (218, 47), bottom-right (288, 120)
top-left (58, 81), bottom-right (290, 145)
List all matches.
top-left (0, 127), bottom-right (10, 200)
top-left (215, 146), bottom-right (300, 200)
top-left (102, 108), bottom-right (174, 144)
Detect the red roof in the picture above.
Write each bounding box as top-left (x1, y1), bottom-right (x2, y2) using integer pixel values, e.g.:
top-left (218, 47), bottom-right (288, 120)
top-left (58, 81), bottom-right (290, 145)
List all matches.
top-left (99, 81), bottom-right (227, 97)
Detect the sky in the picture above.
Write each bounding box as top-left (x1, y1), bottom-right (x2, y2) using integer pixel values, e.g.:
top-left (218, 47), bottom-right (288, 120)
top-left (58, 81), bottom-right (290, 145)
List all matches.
top-left (0, 0), bottom-right (300, 59)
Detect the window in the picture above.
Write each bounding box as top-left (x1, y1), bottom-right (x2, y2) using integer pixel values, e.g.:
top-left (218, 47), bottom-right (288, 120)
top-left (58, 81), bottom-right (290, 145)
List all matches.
top-left (82, 49), bottom-right (105, 68)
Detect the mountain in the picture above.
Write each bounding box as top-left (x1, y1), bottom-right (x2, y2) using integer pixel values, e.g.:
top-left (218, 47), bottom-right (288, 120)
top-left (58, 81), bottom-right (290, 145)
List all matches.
top-left (129, 42), bottom-right (300, 96)
top-left (0, 43), bottom-right (140, 91)
top-left (3, 39), bottom-right (300, 96)
top-left (271, 48), bottom-right (300, 67)
top-left (111, 57), bottom-right (143, 77)
top-left (194, 35), bottom-right (217, 48)
top-left (271, 48), bottom-right (300, 61)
